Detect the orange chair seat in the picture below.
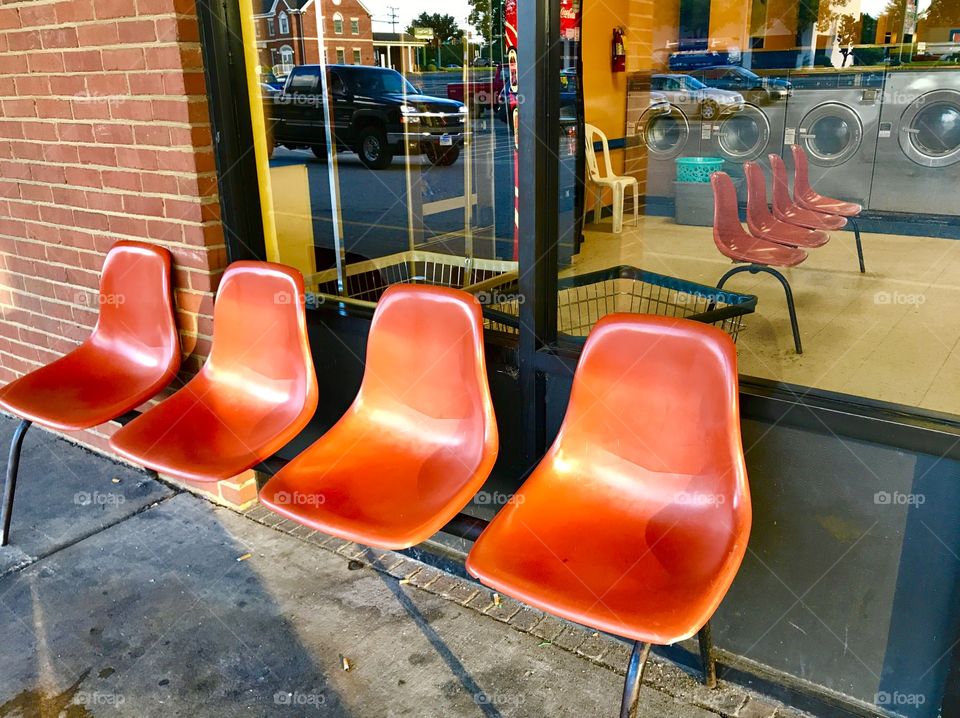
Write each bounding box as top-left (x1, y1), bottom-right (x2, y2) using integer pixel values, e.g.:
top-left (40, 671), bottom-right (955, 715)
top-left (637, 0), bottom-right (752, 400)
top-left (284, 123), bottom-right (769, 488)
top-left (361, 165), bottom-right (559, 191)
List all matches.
top-left (110, 377), bottom-right (307, 482)
top-left (0, 241), bottom-right (179, 432)
top-left (259, 284), bottom-right (498, 551)
top-left (0, 343), bottom-right (175, 431)
top-left (467, 464), bottom-right (734, 645)
top-left (261, 415), bottom-right (489, 549)
top-left (109, 261), bottom-right (318, 483)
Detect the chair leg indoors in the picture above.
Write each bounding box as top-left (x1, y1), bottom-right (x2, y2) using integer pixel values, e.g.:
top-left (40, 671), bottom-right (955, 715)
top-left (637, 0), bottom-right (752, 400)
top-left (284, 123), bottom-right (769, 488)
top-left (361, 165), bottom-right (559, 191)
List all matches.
top-left (698, 622), bottom-right (718, 689)
top-left (619, 641), bottom-right (652, 718)
top-left (718, 264), bottom-right (803, 355)
top-left (849, 217), bottom-right (865, 273)
top-left (1, 419), bottom-right (32, 547)
top-left (612, 185), bottom-right (624, 233)
top-left (632, 182), bottom-right (639, 227)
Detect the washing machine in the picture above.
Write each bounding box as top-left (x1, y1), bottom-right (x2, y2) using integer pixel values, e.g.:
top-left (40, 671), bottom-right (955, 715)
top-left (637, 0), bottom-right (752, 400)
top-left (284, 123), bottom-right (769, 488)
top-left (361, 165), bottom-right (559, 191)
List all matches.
top-left (781, 71), bottom-right (884, 206)
top-left (870, 69), bottom-right (960, 216)
top-left (702, 97), bottom-right (788, 199)
top-left (625, 73), bottom-right (702, 202)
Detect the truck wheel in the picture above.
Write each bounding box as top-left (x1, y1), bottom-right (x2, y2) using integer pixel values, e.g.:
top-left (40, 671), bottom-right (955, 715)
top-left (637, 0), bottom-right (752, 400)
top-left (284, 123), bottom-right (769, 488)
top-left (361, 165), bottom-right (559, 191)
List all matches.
top-left (311, 146), bottom-right (328, 162)
top-left (357, 126), bottom-right (392, 169)
top-left (426, 144), bottom-right (460, 167)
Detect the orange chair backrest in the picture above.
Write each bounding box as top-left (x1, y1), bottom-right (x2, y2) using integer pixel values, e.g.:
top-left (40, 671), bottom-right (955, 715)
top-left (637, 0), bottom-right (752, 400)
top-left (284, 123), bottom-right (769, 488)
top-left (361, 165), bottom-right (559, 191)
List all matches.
top-left (205, 261), bottom-right (318, 418)
top-left (711, 171), bottom-right (749, 250)
top-left (357, 285), bottom-right (497, 461)
top-left (790, 144), bottom-right (812, 197)
top-left (553, 314), bottom-right (751, 551)
top-left (94, 240), bottom-right (180, 378)
top-left (768, 153), bottom-right (792, 211)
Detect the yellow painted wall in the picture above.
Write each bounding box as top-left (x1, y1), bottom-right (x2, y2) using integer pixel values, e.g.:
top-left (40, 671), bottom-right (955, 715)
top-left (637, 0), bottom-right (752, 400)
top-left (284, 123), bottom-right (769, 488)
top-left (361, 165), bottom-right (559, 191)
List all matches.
top-left (269, 165), bottom-right (317, 281)
top-left (765, 0), bottom-right (800, 50)
top-left (709, 0), bottom-right (751, 52)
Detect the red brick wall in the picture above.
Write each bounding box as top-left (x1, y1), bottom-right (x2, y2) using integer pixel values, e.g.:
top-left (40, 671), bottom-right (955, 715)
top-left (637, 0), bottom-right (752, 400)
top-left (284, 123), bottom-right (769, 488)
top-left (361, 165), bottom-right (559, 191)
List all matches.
top-left (0, 0), bottom-right (226, 468)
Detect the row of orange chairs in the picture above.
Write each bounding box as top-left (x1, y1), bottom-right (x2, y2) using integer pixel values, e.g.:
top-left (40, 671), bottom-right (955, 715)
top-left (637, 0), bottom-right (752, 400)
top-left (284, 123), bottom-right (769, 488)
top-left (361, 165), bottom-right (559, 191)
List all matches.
top-left (710, 145), bottom-right (867, 354)
top-left (0, 242), bottom-right (751, 717)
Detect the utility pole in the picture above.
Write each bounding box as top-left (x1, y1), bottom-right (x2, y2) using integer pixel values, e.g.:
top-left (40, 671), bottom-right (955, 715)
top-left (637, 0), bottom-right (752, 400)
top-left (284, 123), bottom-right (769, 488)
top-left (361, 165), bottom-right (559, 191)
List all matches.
top-left (386, 5), bottom-right (399, 33)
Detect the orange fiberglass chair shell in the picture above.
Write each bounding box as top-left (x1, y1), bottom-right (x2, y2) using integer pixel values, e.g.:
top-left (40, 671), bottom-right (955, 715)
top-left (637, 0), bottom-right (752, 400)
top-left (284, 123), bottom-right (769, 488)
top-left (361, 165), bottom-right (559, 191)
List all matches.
top-left (0, 241), bottom-right (180, 545)
top-left (790, 144), bottom-right (866, 273)
top-left (259, 284), bottom-right (498, 550)
top-left (711, 170), bottom-right (807, 354)
top-left (110, 261), bottom-right (318, 483)
top-left (466, 314), bottom-right (752, 718)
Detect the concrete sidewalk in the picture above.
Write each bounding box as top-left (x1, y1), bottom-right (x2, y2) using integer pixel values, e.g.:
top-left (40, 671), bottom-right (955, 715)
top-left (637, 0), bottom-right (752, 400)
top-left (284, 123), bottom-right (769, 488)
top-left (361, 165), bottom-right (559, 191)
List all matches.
top-left (0, 417), bottom-right (805, 717)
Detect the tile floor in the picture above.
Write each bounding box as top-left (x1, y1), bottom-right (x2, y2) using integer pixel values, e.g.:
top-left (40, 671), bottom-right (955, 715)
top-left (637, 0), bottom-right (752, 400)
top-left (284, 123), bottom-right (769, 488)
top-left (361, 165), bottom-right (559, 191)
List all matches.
top-left (572, 215), bottom-right (960, 414)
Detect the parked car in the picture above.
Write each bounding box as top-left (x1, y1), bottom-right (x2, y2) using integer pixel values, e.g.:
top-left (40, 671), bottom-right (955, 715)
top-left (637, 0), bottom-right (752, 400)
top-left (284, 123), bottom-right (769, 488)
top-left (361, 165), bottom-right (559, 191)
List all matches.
top-left (668, 50), bottom-right (729, 71)
top-left (267, 64), bottom-right (467, 169)
top-left (689, 65), bottom-right (791, 104)
top-left (447, 64), bottom-right (508, 115)
top-left (472, 57), bottom-right (492, 67)
top-left (649, 91), bottom-right (671, 115)
top-left (495, 69), bottom-right (581, 129)
top-left (650, 74), bottom-right (744, 120)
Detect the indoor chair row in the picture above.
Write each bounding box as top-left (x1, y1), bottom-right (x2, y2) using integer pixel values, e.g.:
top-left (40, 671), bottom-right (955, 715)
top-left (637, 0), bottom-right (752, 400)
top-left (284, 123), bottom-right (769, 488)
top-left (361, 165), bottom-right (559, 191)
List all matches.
top-left (0, 241), bottom-right (751, 717)
top-left (710, 146), bottom-right (866, 354)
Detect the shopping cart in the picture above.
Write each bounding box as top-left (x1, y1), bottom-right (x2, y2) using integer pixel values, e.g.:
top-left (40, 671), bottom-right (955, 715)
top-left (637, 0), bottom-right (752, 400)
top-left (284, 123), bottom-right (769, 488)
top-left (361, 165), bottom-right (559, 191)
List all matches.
top-left (483, 265), bottom-right (757, 342)
top-left (309, 250), bottom-right (519, 308)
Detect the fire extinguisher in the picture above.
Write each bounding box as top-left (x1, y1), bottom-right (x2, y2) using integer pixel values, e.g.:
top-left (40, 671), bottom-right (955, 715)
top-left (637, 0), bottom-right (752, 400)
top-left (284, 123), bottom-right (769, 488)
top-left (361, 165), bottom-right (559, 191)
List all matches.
top-left (612, 27), bottom-right (626, 72)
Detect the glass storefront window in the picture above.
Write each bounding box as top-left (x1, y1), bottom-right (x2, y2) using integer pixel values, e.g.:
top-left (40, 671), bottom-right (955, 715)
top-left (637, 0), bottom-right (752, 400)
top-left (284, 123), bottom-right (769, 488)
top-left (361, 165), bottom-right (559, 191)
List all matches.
top-left (564, 0), bottom-right (960, 415)
top-left (240, 0), bottom-right (526, 315)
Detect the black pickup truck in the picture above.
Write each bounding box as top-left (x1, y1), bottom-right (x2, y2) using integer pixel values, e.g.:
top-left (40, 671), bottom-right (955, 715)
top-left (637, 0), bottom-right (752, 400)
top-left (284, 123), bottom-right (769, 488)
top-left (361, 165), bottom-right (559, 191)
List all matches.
top-left (267, 64), bottom-right (467, 169)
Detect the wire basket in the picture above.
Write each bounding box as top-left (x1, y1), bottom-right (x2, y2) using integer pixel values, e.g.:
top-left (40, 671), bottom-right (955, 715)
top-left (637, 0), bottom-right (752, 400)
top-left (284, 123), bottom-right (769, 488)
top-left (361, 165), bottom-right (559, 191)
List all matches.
top-left (483, 265), bottom-right (757, 342)
top-left (309, 250), bottom-right (519, 308)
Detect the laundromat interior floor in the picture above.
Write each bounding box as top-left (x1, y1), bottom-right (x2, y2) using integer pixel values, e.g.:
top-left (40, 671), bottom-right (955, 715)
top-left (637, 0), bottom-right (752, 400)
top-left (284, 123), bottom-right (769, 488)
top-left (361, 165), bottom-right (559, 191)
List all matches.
top-left (572, 215), bottom-right (960, 413)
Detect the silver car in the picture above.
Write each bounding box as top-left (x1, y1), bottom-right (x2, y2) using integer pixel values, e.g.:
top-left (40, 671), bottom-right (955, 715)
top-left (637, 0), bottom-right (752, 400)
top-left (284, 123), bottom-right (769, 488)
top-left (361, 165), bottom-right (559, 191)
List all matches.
top-left (651, 74), bottom-right (744, 120)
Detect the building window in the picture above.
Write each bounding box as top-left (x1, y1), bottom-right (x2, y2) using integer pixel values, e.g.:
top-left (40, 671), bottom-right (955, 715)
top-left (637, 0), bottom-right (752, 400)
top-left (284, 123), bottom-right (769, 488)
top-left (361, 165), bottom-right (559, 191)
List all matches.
top-left (267, 18), bottom-right (275, 37)
top-left (335, 48), bottom-right (345, 64)
top-left (278, 44), bottom-right (294, 73)
top-left (352, 48), bottom-right (361, 64)
top-left (278, 11), bottom-right (289, 35)
top-left (333, 12), bottom-right (343, 34)
top-left (350, 18), bottom-right (359, 35)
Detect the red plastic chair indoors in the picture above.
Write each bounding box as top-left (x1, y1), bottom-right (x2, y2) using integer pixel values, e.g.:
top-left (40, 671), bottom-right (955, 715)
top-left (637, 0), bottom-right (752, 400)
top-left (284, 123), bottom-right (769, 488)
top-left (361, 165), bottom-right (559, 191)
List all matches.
top-left (790, 144), bottom-right (865, 272)
top-left (110, 261), bottom-right (318, 482)
top-left (744, 161), bottom-right (829, 250)
top-left (466, 314), bottom-right (752, 718)
top-left (711, 171), bottom-right (807, 353)
top-left (769, 153), bottom-right (846, 233)
top-left (0, 241), bottom-right (180, 545)
top-left (259, 285), bottom-right (498, 550)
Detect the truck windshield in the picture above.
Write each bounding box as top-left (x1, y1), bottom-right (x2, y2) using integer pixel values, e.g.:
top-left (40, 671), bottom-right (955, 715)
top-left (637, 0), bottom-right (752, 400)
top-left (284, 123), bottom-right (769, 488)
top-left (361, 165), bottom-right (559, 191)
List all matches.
top-left (344, 68), bottom-right (419, 95)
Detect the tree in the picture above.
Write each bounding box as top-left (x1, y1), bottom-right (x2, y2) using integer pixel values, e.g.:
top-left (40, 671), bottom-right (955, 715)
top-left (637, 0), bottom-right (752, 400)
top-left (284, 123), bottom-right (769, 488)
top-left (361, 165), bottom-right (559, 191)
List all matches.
top-left (835, 14), bottom-right (861, 66)
top-left (468, 0), bottom-right (504, 45)
top-left (406, 12), bottom-right (462, 44)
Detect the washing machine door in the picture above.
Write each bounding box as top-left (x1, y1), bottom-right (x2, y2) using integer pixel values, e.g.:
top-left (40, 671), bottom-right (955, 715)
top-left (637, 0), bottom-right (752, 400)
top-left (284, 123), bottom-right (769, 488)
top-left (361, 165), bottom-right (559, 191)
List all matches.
top-left (637, 106), bottom-right (690, 160)
top-left (797, 102), bottom-right (863, 166)
top-left (713, 104), bottom-right (771, 163)
top-left (898, 89), bottom-right (960, 168)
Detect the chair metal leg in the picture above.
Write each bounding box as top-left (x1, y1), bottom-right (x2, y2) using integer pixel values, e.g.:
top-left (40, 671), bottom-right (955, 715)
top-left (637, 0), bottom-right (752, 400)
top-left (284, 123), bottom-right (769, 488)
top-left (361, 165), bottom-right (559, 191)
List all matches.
top-left (632, 182), bottom-right (639, 227)
top-left (1, 419), bottom-right (32, 547)
top-left (849, 216), bottom-right (865, 273)
top-left (698, 622), bottom-right (718, 689)
top-left (619, 641), bottom-right (651, 718)
top-left (718, 264), bottom-right (802, 354)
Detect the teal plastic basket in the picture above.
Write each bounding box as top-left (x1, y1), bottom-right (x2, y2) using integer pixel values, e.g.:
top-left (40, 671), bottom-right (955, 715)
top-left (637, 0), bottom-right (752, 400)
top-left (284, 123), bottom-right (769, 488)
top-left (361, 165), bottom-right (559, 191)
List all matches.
top-left (676, 157), bottom-right (724, 183)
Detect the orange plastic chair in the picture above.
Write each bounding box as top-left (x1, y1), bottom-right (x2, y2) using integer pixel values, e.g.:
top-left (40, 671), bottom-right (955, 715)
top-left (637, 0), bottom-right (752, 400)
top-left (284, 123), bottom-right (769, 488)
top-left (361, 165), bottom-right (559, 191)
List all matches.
top-left (0, 241), bottom-right (180, 545)
top-left (259, 285), bottom-right (498, 549)
top-left (466, 314), bottom-right (751, 717)
top-left (769, 153), bottom-right (847, 233)
top-left (790, 144), bottom-right (865, 273)
top-left (712, 170), bottom-right (807, 353)
top-left (110, 261), bottom-right (318, 483)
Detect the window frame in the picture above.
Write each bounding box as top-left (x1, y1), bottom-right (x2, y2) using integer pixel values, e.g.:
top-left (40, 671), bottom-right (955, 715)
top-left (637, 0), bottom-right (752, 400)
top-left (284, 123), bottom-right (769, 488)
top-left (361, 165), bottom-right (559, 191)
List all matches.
top-left (278, 10), bottom-right (289, 34)
top-left (350, 17), bottom-right (359, 35)
top-left (333, 12), bottom-right (343, 34)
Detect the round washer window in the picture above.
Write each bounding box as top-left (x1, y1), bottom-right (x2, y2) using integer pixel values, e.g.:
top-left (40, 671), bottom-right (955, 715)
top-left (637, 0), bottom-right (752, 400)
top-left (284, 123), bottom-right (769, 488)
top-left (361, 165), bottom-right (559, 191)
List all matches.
top-left (638, 107), bottom-right (690, 159)
top-left (899, 91), bottom-right (960, 167)
top-left (799, 103), bottom-right (863, 166)
top-left (716, 105), bottom-right (770, 161)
